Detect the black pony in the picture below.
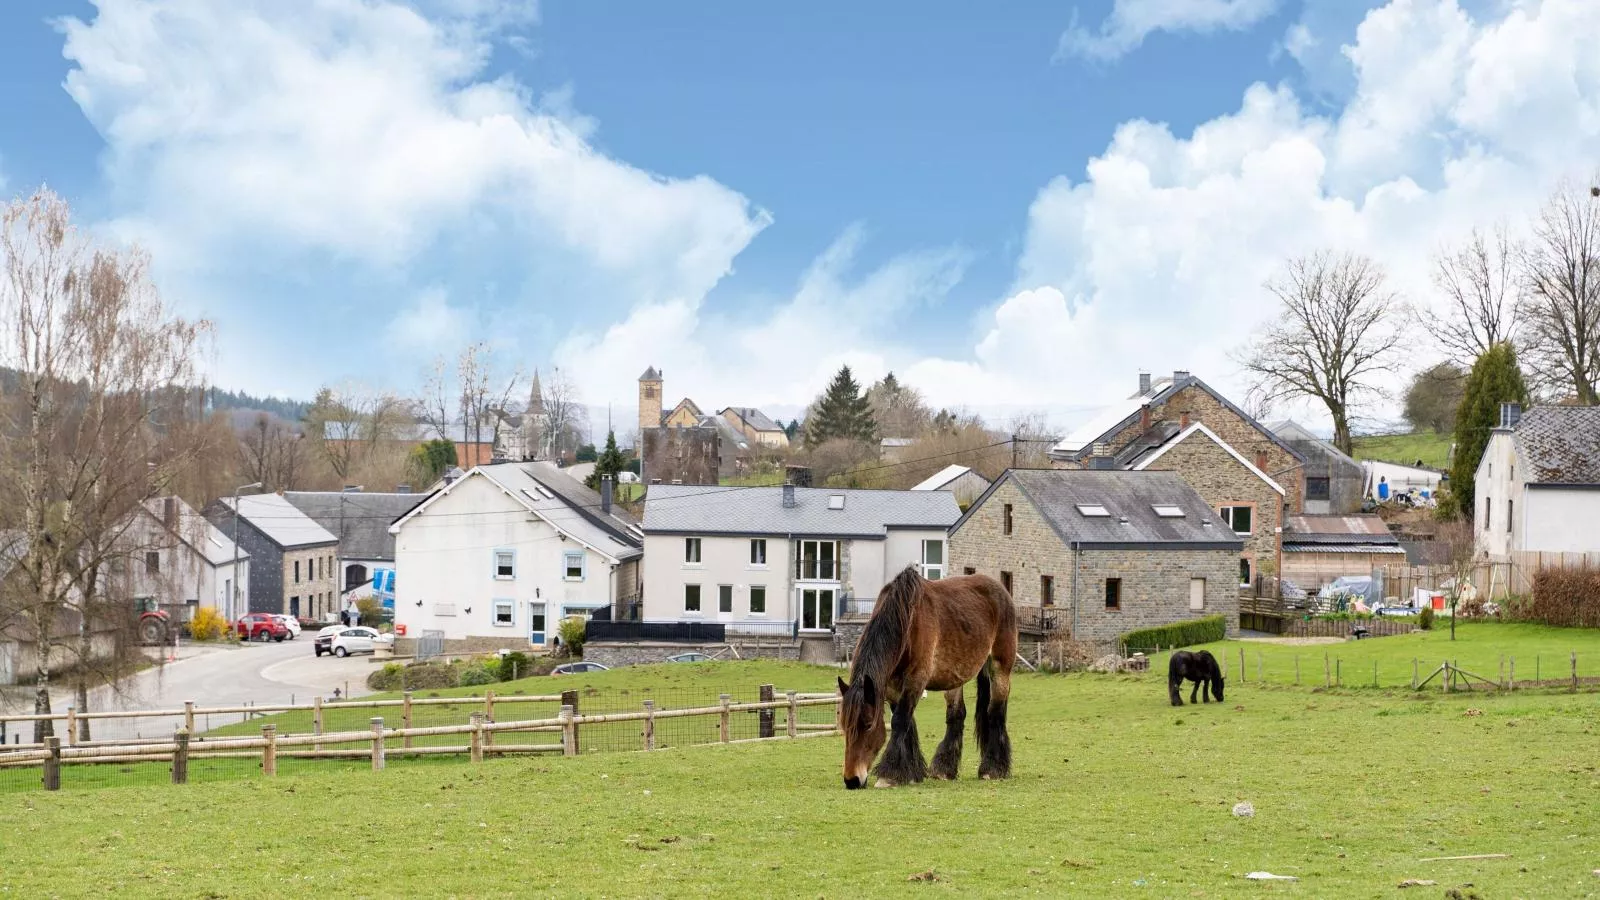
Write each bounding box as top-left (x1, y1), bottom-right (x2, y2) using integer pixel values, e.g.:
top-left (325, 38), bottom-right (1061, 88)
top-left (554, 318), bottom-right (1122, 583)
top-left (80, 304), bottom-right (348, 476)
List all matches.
top-left (1168, 650), bottom-right (1224, 706)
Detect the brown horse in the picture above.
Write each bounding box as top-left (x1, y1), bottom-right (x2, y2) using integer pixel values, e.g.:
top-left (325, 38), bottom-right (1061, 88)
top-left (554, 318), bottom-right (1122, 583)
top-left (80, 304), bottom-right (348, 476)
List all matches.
top-left (836, 565), bottom-right (1017, 789)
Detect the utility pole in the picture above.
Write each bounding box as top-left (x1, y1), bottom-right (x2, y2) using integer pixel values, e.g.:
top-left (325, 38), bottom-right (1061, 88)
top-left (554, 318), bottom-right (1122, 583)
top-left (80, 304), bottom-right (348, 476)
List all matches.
top-left (1012, 434), bottom-right (1019, 470)
top-left (229, 482), bottom-right (263, 623)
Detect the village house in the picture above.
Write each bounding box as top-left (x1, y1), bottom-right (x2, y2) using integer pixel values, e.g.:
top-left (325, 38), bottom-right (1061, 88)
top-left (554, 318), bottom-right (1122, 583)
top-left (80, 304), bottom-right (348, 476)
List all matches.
top-left (283, 489), bottom-right (424, 615)
top-left (121, 496), bottom-right (251, 621)
top-left (596, 484), bottom-right (959, 666)
top-left (204, 493), bottom-right (339, 621)
top-left (636, 367), bottom-right (785, 485)
top-left (1267, 420), bottom-right (1365, 515)
top-left (0, 534), bottom-right (119, 686)
top-left (949, 469), bottom-right (1241, 646)
top-left (1476, 403), bottom-right (1600, 560)
top-left (1364, 458), bottom-right (1445, 503)
top-left (389, 462), bottom-right (642, 654)
top-left (911, 464), bottom-right (992, 509)
top-left (1279, 514), bottom-right (1406, 591)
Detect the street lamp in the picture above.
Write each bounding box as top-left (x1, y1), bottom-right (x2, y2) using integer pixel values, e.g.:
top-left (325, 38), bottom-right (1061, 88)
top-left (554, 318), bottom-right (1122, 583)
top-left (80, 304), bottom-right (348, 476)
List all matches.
top-left (230, 482), bottom-right (263, 623)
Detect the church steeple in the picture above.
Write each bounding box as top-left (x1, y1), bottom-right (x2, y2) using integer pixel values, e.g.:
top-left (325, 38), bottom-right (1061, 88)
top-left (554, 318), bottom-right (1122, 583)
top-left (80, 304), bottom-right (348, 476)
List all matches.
top-left (528, 368), bottom-right (546, 416)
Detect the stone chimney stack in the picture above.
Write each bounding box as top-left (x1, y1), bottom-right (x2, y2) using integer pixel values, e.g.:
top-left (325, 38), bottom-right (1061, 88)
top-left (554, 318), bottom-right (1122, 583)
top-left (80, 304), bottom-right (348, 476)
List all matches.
top-left (782, 483), bottom-right (796, 509)
top-left (162, 496), bottom-right (177, 530)
top-left (1138, 371), bottom-right (1152, 395)
top-left (601, 475), bottom-right (614, 515)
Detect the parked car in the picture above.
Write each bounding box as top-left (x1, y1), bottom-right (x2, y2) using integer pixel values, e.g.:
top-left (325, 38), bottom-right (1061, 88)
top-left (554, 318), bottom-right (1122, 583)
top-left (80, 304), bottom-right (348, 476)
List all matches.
top-left (312, 624), bottom-right (345, 657)
top-left (272, 615), bottom-right (302, 639)
top-left (236, 613), bottom-right (289, 642)
top-left (664, 652), bottom-right (713, 663)
top-left (329, 626), bottom-right (393, 658)
top-left (550, 662), bottom-right (609, 675)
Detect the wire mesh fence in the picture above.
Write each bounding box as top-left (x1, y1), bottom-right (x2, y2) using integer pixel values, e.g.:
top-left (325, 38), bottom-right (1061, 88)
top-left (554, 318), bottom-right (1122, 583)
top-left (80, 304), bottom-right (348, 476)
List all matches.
top-left (0, 683), bottom-right (839, 794)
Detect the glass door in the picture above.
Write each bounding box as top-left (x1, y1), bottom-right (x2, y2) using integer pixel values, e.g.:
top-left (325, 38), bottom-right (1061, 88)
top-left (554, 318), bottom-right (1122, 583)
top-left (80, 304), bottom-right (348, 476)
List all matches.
top-left (800, 588), bottom-right (835, 631)
top-left (529, 602), bottom-right (547, 645)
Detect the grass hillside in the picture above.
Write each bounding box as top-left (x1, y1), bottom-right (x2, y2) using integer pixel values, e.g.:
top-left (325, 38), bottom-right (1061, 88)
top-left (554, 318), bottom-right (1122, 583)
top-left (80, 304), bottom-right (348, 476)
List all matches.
top-left (1351, 430), bottom-right (1453, 470)
top-left (6, 626), bottom-right (1600, 896)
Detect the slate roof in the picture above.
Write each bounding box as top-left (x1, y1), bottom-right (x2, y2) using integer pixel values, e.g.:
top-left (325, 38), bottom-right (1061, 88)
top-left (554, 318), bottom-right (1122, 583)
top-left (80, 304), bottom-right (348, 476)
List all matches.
top-left (722, 406), bottom-right (784, 433)
top-left (1050, 373), bottom-right (1302, 464)
top-left (956, 469), bottom-right (1244, 549)
top-left (643, 485), bottom-right (960, 538)
top-left (911, 464), bottom-right (982, 491)
top-left (220, 493), bottom-right (339, 548)
top-left (283, 492), bottom-right (425, 562)
top-left (640, 366), bottom-right (661, 381)
top-left (477, 462), bottom-right (643, 561)
top-left (143, 497), bottom-right (247, 565)
top-left (1282, 515), bottom-right (1402, 552)
top-left (1512, 406), bottom-right (1600, 485)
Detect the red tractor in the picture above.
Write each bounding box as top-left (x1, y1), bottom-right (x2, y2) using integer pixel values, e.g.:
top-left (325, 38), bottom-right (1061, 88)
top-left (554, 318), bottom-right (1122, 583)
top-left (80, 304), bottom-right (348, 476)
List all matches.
top-left (135, 597), bottom-right (173, 646)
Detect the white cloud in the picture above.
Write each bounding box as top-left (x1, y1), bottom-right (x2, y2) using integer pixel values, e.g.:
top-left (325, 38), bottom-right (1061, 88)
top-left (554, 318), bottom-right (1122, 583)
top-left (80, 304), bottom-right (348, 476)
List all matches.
top-left (57, 0), bottom-right (768, 306)
top-left (1057, 0), bottom-right (1279, 63)
top-left (384, 288), bottom-right (476, 354)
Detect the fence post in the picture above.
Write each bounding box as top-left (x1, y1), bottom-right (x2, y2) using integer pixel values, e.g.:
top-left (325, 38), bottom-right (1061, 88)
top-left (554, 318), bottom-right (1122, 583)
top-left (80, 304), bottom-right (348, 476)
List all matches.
top-left (1499, 656), bottom-right (1505, 689)
top-left (1444, 661), bottom-right (1451, 693)
top-left (561, 690), bottom-right (579, 754)
top-left (370, 717), bottom-right (385, 771)
top-left (1238, 648), bottom-right (1246, 684)
top-left (42, 736), bottom-right (60, 792)
top-left (172, 729), bottom-right (189, 785)
top-left (484, 689), bottom-right (496, 750)
top-left (643, 700), bottom-right (656, 751)
top-left (786, 691), bottom-right (798, 739)
top-left (313, 696), bottom-right (324, 752)
top-left (184, 700), bottom-right (195, 737)
top-left (65, 707), bottom-right (76, 748)
top-left (1572, 652), bottom-right (1579, 693)
top-left (1294, 655), bottom-right (1300, 686)
top-left (1372, 660), bottom-right (1377, 688)
top-left (1537, 655), bottom-right (1541, 683)
top-left (560, 705), bottom-right (576, 757)
top-left (403, 691), bottom-right (414, 750)
top-left (1335, 659), bottom-right (1341, 687)
top-left (1257, 653), bottom-right (1263, 683)
top-left (719, 693), bottom-right (732, 743)
top-left (469, 712), bottom-right (484, 763)
top-left (1324, 654), bottom-right (1331, 688)
top-left (759, 684), bottom-right (775, 738)
top-left (1412, 659), bottom-right (1418, 690)
top-left (1509, 657), bottom-right (1515, 691)
top-left (262, 724), bottom-right (278, 777)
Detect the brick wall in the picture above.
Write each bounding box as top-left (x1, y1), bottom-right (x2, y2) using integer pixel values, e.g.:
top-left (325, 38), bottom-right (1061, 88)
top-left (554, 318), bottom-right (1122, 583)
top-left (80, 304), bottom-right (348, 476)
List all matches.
top-left (950, 479), bottom-right (1239, 644)
top-left (1136, 428), bottom-right (1283, 583)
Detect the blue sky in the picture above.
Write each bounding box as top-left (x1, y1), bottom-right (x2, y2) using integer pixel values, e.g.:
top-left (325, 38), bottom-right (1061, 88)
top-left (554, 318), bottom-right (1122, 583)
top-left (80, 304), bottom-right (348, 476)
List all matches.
top-left (1, 0), bottom-right (1596, 435)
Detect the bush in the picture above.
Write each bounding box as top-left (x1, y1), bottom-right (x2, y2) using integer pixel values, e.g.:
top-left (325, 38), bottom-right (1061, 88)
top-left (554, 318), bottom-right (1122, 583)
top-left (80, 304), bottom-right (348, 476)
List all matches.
top-left (189, 607), bottom-right (230, 642)
top-left (497, 651), bottom-right (531, 682)
top-left (1418, 606), bottom-right (1435, 630)
top-left (367, 663), bottom-right (406, 692)
top-left (1118, 615), bottom-right (1226, 655)
top-left (457, 664), bottom-right (497, 687)
top-left (559, 617), bottom-right (586, 657)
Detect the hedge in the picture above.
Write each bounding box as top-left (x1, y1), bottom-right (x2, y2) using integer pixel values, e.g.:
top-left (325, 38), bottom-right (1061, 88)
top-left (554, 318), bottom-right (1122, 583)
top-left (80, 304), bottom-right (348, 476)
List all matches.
top-left (1513, 569), bottom-right (1600, 628)
top-left (1118, 615), bottom-right (1226, 655)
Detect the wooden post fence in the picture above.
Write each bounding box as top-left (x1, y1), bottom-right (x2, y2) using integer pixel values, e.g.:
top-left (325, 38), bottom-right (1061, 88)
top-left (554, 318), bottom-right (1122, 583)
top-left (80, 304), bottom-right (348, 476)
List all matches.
top-left (561, 690), bottom-right (579, 754)
top-left (1412, 658), bottom-right (1418, 690)
top-left (786, 691), bottom-right (798, 739)
top-left (1294, 655), bottom-right (1300, 686)
top-left (560, 705), bottom-right (576, 757)
top-left (184, 700), bottom-right (196, 737)
top-left (370, 718), bottom-right (385, 771)
top-left (1509, 657), bottom-right (1515, 690)
top-left (484, 690), bottom-right (496, 749)
top-left (262, 724), bottom-right (278, 777)
top-left (1324, 654), bottom-right (1331, 688)
top-left (1573, 652), bottom-right (1579, 693)
top-left (172, 729), bottom-right (189, 785)
top-left (403, 692), bottom-right (414, 750)
top-left (43, 737), bottom-right (60, 791)
top-left (758, 684), bottom-right (775, 739)
top-left (1335, 659), bottom-right (1342, 687)
top-left (719, 694), bottom-right (732, 743)
top-left (642, 700), bottom-right (656, 751)
top-left (65, 708), bottom-right (77, 748)
top-left (469, 713), bottom-right (484, 763)
top-left (313, 697), bottom-right (324, 752)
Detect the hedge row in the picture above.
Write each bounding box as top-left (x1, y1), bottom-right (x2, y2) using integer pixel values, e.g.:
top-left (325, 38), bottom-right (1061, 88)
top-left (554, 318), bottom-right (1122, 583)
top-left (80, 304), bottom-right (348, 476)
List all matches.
top-left (1514, 569), bottom-right (1600, 628)
top-left (1118, 615), bottom-right (1227, 654)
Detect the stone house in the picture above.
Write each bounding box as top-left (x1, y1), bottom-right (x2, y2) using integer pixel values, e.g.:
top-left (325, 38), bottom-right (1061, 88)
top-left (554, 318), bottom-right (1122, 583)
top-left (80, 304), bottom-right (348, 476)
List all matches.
top-left (1129, 422), bottom-right (1287, 588)
top-left (1267, 420), bottom-right (1365, 515)
top-left (204, 493), bottom-right (338, 621)
top-left (949, 469), bottom-right (1241, 646)
top-left (721, 406), bottom-right (790, 449)
top-left (389, 462), bottom-right (642, 654)
top-left (636, 367), bottom-right (785, 484)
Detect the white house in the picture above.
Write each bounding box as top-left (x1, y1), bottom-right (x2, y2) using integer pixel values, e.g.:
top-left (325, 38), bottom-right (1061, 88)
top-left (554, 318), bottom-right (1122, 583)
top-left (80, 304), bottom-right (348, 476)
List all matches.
top-left (389, 462), bottom-right (643, 650)
top-left (910, 464), bottom-right (992, 508)
top-left (639, 484), bottom-right (961, 638)
top-left (123, 496), bottom-right (250, 619)
top-left (1476, 403), bottom-right (1600, 559)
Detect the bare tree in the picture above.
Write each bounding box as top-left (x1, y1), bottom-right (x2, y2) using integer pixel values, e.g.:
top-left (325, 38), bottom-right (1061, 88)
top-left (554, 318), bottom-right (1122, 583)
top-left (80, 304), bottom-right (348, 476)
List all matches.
top-left (1005, 411), bottom-right (1059, 469)
top-left (1431, 226), bottom-right (1521, 366)
top-left (417, 343), bottom-right (523, 461)
top-left (1520, 178), bottom-right (1600, 404)
top-left (539, 367), bottom-right (587, 460)
top-left (1235, 251), bottom-right (1407, 455)
top-left (239, 412), bottom-right (305, 491)
top-left (0, 188), bottom-right (212, 736)
top-left (304, 385), bottom-right (408, 481)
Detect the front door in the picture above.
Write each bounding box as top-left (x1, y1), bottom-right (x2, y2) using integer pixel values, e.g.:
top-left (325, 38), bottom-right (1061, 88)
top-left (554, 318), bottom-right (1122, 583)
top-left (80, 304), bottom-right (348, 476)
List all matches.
top-left (529, 602), bottom-right (547, 645)
top-left (800, 588), bottom-right (835, 631)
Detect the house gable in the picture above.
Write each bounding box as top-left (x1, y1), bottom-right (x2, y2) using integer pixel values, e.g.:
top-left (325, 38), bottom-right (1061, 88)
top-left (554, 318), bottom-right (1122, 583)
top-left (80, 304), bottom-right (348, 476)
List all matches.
top-left (1133, 423), bottom-right (1286, 495)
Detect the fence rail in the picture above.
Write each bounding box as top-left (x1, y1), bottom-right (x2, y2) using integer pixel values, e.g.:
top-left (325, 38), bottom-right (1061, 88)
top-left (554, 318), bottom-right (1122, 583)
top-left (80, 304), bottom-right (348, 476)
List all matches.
top-left (0, 685), bottom-right (840, 791)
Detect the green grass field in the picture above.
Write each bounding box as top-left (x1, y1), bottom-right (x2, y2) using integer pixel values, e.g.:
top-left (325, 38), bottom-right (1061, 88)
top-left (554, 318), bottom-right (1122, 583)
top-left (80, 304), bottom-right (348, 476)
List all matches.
top-left (5, 628), bottom-right (1600, 897)
top-left (1351, 430), bottom-right (1453, 470)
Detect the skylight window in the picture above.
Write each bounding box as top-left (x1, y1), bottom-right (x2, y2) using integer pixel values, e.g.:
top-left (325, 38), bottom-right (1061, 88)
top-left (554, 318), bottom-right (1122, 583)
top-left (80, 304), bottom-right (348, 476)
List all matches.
top-left (1152, 505), bottom-right (1185, 518)
top-left (1076, 504), bottom-right (1111, 517)
top-left (827, 495), bottom-right (846, 510)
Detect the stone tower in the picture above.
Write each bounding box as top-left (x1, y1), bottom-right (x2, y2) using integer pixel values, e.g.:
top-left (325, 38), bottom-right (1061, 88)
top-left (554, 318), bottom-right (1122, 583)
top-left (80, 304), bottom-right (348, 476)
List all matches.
top-left (638, 366), bottom-right (663, 433)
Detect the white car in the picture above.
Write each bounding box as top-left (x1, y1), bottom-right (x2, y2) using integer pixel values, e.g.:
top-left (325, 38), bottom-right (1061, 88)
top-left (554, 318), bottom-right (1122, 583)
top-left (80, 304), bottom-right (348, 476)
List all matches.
top-left (329, 626), bottom-right (394, 658)
top-left (273, 615), bottom-right (302, 639)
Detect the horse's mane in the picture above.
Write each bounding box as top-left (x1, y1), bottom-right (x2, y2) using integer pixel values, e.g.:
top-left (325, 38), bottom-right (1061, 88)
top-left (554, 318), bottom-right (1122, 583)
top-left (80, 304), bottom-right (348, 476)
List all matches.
top-left (851, 564), bottom-right (921, 686)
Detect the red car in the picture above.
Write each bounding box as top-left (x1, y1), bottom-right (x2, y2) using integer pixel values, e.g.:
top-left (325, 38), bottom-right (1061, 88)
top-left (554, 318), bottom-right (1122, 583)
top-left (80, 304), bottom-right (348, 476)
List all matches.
top-left (235, 613), bottom-right (289, 642)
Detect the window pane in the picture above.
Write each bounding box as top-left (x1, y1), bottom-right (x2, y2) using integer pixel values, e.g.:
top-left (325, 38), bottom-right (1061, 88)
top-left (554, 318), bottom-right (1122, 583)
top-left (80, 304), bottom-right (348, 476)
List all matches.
top-left (530, 603), bottom-right (546, 632)
top-left (685, 584), bottom-right (701, 612)
top-left (923, 540), bottom-right (943, 565)
top-left (719, 585), bottom-right (733, 613)
top-left (751, 539), bottom-right (766, 565)
top-left (750, 586), bottom-right (766, 614)
top-left (819, 590), bottom-right (833, 629)
top-left (1105, 578), bottom-right (1121, 609)
top-left (802, 590), bottom-right (816, 629)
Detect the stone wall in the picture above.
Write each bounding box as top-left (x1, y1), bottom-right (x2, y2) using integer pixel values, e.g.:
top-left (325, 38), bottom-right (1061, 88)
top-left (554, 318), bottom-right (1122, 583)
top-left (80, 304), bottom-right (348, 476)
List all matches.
top-left (1137, 428), bottom-right (1283, 584)
top-left (281, 545), bottom-right (338, 620)
top-left (392, 635), bottom-right (537, 657)
top-left (641, 426), bottom-right (720, 486)
top-left (950, 479), bottom-right (1240, 643)
top-left (832, 616), bottom-right (868, 662)
top-left (584, 640), bottom-right (801, 668)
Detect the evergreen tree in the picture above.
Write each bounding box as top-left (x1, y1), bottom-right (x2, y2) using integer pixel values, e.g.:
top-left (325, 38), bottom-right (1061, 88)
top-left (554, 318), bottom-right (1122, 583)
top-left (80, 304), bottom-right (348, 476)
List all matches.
top-left (785, 419), bottom-right (800, 441)
top-left (805, 365), bottom-right (877, 448)
top-left (586, 430), bottom-right (628, 492)
top-left (1449, 342), bottom-right (1529, 519)
top-left (410, 439), bottom-right (458, 483)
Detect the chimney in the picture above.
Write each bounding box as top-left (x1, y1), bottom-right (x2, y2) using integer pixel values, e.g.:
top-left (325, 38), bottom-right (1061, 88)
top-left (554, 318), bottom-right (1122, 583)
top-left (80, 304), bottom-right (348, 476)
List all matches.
top-left (1180, 411), bottom-right (1191, 430)
top-left (1140, 404), bottom-right (1152, 431)
top-left (1173, 370), bottom-right (1190, 384)
top-left (601, 475), bottom-right (614, 516)
top-left (396, 484), bottom-right (412, 494)
top-left (1089, 443), bottom-right (1115, 470)
top-left (1499, 402), bottom-right (1522, 429)
top-left (782, 483), bottom-right (796, 509)
top-left (1138, 371), bottom-right (1152, 395)
top-left (162, 497), bottom-right (177, 530)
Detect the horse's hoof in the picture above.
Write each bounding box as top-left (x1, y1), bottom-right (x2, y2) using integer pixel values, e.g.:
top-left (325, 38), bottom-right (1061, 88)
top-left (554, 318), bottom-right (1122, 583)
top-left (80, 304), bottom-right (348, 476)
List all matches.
top-left (873, 778), bottom-right (896, 788)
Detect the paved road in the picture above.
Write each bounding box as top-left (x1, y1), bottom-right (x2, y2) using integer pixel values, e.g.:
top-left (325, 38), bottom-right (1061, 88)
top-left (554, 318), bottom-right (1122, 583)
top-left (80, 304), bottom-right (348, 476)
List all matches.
top-left (1, 637), bottom-right (379, 742)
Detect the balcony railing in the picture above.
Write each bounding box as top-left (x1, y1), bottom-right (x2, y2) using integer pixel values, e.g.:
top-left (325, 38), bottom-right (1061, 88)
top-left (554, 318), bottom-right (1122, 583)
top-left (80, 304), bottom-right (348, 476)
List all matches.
top-left (1015, 605), bottom-right (1061, 633)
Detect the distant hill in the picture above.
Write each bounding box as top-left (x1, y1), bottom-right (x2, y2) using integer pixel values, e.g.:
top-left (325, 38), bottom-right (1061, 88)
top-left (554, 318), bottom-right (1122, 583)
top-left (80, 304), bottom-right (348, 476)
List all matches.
top-left (204, 387), bottom-right (311, 423)
top-left (1351, 430), bottom-right (1453, 470)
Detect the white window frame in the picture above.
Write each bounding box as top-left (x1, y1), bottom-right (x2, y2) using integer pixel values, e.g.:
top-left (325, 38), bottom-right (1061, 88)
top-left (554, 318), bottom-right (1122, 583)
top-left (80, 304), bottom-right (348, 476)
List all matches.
top-left (718, 584), bottom-right (734, 614)
top-left (684, 584), bottom-right (702, 615)
top-left (684, 537), bottom-right (703, 565)
top-left (493, 548), bottom-right (516, 580)
top-left (562, 550), bottom-right (586, 582)
top-left (795, 539), bottom-right (840, 581)
top-left (1189, 578), bottom-right (1206, 611)
top-left (749, 538), bottom-right (767, 567)
top-left (1219, 506), bottom-right (1253, 536)
top-left (749, 585), bottom-right (767, 616)
top-left (492, 599), bottom-right (515, 627)
top-left (920, 539), bottom-right (945, 580)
